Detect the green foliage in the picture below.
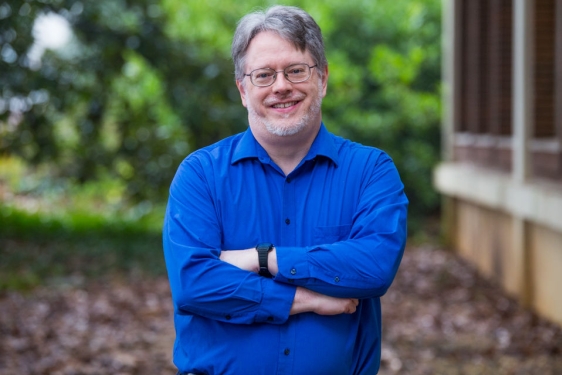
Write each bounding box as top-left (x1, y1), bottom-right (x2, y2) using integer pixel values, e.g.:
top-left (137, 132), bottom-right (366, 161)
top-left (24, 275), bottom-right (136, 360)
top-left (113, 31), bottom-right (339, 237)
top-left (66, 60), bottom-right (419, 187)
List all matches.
top-left (0, 156), bottom-right (165, 291)
top-left (317, 0), bottom-right (443, 230)
top-left (0, 0), bottom-right (246, 200)
top-left (105, 50), bottom-right (190, 196)
top-left (1, 0), bottom-right (442, 230)
top-left (0, 202), bottom-right (165, 292)
top-left (0, 155), bottom-right (164, 225)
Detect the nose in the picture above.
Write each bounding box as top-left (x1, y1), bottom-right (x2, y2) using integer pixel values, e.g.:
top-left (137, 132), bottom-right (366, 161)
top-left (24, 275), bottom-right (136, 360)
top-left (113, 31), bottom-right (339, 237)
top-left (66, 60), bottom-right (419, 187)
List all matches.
top-left (271, 72), bottom-right (292, 93)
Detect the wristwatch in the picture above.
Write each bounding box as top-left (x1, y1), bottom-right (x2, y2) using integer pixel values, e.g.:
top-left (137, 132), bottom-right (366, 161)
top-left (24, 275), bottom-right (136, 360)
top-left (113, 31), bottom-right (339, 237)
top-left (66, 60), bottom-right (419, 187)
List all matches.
top-left (256, 242), bottom-right (274, 278)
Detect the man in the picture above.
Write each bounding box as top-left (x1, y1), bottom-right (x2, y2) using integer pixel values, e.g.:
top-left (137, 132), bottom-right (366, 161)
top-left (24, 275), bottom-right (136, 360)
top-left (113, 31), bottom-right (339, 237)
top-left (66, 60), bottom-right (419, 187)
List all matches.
top-left (163, 5), bottom-right (408, 375)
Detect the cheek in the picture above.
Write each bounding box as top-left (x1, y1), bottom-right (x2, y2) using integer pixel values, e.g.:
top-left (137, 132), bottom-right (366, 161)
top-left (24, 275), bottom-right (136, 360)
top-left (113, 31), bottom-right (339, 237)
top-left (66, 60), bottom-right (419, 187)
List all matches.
top-left (246, 92), bottom-right (267, 109)
top-left (236, 81), bottom-right (249, 107)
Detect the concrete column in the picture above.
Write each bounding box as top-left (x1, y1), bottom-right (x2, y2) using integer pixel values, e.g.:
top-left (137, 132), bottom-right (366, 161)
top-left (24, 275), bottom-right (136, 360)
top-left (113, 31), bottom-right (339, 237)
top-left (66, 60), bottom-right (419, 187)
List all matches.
top-left (556, 0), bottom-right (562, 141)
top-left (440, 0), bottom-right (461, 249)
top-left (441, 0), bottom-right (458, 162)
top-left (512, 0), bottom-right (533, 183)
top-left (512, 0), bottom-right (534, 306)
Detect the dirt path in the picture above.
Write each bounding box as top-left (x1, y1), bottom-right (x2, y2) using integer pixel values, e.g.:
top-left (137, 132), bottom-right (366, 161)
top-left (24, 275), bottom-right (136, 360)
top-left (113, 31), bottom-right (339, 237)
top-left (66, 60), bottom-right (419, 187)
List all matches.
top-left (1, 245), bottom-right (561, 374)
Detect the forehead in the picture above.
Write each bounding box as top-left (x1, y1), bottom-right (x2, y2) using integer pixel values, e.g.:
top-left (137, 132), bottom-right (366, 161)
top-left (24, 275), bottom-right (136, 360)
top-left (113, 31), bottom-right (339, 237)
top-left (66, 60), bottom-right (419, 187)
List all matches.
top-left (245, 31), bottom-right (311, 70)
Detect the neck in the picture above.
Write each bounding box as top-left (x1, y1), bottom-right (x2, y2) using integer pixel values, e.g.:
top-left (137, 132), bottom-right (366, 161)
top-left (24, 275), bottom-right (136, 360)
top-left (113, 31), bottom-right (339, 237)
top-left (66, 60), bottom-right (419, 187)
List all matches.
top-left (253, 121), bottom-right (321, 175)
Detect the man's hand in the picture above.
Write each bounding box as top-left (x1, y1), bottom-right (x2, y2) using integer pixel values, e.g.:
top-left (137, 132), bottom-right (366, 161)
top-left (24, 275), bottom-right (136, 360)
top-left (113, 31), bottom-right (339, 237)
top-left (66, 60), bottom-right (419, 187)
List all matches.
top-left (221, 251), bottom-right (357, 316)
top-left (290, 287), bottom-right (359, 316)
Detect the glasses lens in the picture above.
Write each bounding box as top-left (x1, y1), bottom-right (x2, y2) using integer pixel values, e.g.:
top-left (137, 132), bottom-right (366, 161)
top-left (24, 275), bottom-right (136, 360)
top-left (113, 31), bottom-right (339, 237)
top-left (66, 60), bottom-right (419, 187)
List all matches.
top-left (251, 69), bottom-right (275, 87)
top-left (285, 64), bottom-right (310, 83)
top-left (248, 64), bottom-right (313, 87)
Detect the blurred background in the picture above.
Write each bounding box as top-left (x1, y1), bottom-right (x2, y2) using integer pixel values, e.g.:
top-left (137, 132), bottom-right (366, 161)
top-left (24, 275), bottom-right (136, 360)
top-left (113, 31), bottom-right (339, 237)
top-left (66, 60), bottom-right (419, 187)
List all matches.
top-left (1, 0), bottom-right (561, 374)
top-left (1, 0), bottom-right (441, 287)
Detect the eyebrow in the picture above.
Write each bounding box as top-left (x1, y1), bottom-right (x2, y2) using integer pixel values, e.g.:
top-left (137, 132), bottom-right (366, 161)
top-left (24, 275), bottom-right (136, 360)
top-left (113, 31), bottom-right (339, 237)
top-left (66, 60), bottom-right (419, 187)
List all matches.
top-left (250, 62), bottom-right (311, 71)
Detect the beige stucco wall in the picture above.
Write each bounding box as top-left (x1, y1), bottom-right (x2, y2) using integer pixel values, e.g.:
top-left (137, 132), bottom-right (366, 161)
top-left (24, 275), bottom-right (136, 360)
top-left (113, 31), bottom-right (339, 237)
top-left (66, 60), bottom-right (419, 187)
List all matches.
top-left (435, 163), bottom-right (562, 326)
top-left (451, 198), bottom-right (562, 327)
top-left (455, 201), bottom-right (516, 295)
top-left (528, 224), bottom-right (562, 326)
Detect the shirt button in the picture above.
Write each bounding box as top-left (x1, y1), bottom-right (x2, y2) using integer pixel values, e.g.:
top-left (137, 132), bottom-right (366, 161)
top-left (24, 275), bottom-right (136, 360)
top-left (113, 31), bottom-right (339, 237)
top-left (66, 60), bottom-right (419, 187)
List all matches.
top-left (284, 348), bottom-right (290, 355)
top-left (285, 218), bottom-right (290, 225)
top-left (334, 276), bottom-right (340, 283)
top-left (290, 268), bottom-right (297, 275)
top-left (267, 316), bottom-right (274, 322)
top-left (286, 177), bottom-right (292, 183)
top-left (225, 314), bottom-right (231, 320)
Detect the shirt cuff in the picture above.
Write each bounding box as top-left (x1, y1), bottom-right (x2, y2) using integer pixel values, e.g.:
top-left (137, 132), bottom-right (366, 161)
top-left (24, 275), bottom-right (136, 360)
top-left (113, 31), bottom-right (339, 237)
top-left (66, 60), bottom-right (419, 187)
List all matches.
top-left (274, 245), bottom-right (312, 283)
top-left (256, 277), bottom-right (296, 324)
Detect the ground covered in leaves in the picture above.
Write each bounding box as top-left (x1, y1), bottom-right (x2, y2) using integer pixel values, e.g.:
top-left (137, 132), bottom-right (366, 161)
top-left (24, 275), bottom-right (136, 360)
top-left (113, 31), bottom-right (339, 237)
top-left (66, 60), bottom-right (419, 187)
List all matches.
top-left (1, 245), bottom-right (561, 375)
top-left (379, 245), bottom-right (562, 375)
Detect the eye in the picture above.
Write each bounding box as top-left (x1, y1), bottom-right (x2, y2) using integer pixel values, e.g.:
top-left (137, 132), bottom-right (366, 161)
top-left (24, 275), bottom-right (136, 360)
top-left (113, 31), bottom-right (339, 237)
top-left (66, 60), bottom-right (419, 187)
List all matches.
top-left (287, 67), bottom-right (305, 75)
top-left (253, 70), bottom-right (274, 80)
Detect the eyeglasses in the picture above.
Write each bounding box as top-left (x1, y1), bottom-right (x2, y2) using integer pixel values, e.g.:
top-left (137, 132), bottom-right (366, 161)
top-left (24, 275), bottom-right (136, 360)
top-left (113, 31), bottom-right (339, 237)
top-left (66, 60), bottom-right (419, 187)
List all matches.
top-left (244, 63), bottom-right (317, 87)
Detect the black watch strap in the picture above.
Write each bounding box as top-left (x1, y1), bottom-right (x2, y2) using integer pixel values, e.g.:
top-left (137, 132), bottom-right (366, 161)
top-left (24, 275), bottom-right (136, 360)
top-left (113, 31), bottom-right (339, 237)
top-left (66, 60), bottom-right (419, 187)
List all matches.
top-left (256, 242), bottom-right (274, 278)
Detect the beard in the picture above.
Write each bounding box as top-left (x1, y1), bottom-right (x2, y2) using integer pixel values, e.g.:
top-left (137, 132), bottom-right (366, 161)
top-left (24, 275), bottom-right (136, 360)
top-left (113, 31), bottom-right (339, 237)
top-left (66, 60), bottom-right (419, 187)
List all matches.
top-left (245, 81), bottom-right (323, 137)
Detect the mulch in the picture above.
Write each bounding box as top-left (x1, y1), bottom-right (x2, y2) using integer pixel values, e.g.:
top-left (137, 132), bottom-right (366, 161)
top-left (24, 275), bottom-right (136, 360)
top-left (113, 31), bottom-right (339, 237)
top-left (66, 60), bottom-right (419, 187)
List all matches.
top-left (1, 245), bottom-right (561, 374)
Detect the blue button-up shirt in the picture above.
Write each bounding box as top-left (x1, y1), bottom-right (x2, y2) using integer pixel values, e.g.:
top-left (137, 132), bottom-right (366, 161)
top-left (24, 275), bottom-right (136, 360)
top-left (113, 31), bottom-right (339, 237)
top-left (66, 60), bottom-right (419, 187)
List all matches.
top-left (163, 124), bottom-right (408, 375)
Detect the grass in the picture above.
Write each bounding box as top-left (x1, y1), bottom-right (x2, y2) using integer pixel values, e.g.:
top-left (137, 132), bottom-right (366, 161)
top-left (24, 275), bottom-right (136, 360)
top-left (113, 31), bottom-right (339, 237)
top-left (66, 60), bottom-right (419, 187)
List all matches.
top-left (0, 205), bottom-right (167, 292)
top-left (0, 155), bottom-right (170, 292)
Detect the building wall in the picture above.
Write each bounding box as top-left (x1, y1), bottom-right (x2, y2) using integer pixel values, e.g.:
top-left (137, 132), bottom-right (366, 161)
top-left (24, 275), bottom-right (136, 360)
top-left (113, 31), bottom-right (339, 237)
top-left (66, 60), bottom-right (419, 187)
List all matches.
top-left (452, 200), bottom-right (562, 325)
top-left (449, 198), bottom-right (562, 327)
top-left (438, 0), bottom-right (562, 327)
top-left (455, 201), bottom-right (514, 290)
top-left (435, 162), bottom-right (562, 326)
top-left (529, 224), bottom-right (562, 324)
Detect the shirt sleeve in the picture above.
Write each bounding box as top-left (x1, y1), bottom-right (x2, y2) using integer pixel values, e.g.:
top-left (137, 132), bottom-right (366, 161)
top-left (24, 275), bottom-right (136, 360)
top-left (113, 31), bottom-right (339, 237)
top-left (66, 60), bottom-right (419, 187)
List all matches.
top-left (163, 154), bottom-right (296, 324)
top-left (274, 152), bottom-right (408, 299)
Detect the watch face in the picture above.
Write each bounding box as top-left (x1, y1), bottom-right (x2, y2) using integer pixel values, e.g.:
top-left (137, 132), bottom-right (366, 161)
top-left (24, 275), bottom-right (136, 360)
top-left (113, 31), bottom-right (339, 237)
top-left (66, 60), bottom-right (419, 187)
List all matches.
top-left (257, 243), bottom-right (273, 278)
top-left (257, 243), bottom-right (274, 252)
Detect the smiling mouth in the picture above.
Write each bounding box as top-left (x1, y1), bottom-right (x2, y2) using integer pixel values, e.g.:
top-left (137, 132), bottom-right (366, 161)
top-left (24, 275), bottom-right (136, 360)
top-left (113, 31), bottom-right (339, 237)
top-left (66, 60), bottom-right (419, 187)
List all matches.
top-left (271, 101), bottom-right (299, 109)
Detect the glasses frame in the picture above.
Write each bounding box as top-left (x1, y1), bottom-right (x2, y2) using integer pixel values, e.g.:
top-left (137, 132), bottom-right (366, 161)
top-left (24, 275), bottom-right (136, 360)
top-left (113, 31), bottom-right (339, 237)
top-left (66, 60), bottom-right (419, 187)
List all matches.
top-left (243, 63), bottom-right (318, 87)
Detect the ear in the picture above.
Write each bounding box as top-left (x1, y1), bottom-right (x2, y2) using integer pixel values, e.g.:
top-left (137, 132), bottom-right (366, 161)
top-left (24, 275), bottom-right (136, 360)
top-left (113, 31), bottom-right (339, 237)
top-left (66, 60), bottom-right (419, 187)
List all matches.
top-left (320, 65), bottom-right (329, 98)
top-left (236, 79), bottom-right (248, 107)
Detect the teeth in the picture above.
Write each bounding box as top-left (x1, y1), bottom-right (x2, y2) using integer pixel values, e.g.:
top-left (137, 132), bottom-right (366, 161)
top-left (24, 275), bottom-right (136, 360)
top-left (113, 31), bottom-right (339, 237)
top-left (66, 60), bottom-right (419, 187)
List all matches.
top-left (272, 102), bottom-right (297, 108)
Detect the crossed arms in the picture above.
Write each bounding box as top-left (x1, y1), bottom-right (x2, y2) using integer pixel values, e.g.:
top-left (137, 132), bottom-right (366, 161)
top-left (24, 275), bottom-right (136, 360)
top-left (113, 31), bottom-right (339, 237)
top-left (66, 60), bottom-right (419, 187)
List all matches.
top-left (219, 247), bottom-right (360, 315)
top-left (163, 150), bottom-right (408, 324)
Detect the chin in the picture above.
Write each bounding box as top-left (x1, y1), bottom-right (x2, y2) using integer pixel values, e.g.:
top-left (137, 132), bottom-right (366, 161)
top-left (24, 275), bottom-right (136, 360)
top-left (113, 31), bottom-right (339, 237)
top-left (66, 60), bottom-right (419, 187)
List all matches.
top-left (264, 120), bottom-right (308, 137)
top-left (248, 108), bottom-right (310, 137)
top-left (248, 94), bottom-right (323, 138)
top-left (255, 105), bottom-right (321, 137)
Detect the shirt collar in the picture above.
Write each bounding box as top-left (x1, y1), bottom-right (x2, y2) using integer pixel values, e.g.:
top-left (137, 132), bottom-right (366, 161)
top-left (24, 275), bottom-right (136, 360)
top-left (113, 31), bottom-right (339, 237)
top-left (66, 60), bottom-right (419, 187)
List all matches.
top-left (305, 123), bottom-right (340, 166)
top-left (231, 123), bottom-right (339, 167)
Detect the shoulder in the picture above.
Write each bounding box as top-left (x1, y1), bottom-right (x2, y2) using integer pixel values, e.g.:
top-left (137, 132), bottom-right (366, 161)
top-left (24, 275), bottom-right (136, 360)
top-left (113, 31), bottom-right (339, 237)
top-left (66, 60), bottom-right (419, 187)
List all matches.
top-left (328, 134), bottom-right (406, 200)
top-left (179, 132), bottom-right (244, 170)
top-left (330, 133), bottom-right (394, 167)
top-left (170, 132), bottom-right (245, 191)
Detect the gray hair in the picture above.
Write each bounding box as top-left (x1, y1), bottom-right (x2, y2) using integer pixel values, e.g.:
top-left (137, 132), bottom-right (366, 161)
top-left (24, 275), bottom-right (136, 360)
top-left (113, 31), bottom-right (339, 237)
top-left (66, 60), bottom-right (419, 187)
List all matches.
top-left (231, 5), bottom-right (327, 82)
